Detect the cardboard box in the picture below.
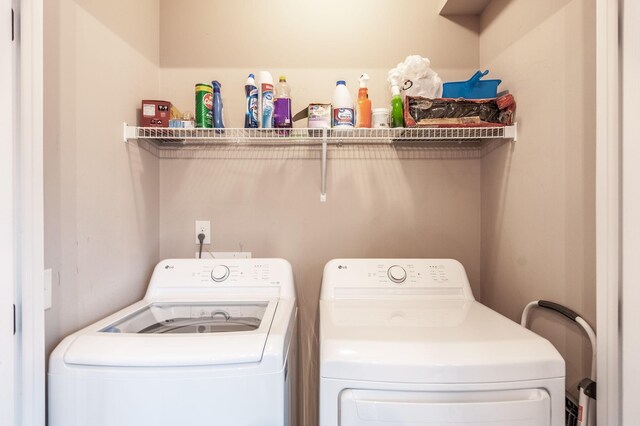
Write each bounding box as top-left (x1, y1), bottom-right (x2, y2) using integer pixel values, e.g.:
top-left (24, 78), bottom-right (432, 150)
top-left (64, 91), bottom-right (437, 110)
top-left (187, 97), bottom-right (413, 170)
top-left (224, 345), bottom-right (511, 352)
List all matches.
top-left (141, 100), bottom-right (171, 127)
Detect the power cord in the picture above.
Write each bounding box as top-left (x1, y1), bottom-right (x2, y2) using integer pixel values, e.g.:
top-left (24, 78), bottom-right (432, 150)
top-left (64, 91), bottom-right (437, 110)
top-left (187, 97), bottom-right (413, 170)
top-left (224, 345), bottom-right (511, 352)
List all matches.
top-left (197, 233), bottom-right (205, 259)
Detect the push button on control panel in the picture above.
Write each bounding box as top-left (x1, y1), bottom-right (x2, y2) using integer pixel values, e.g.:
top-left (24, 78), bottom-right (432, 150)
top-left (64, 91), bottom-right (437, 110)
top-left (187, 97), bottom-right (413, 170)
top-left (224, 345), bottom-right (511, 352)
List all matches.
top-left (387, 265), bottom-right (407, 284)
top-left (211, 265), bottom-right (230, 282)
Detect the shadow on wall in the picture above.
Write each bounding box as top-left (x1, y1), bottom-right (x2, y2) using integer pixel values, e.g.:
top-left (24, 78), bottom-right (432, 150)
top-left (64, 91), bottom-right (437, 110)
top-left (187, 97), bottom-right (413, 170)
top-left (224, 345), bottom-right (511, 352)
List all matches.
top-left (480, 0), bottom-right (575, 63)
top-left (74, 0), bottom-right (159, 65)
top-left (439, 14), bottom-right (480, 33)
top-left (125, 142), bottom-right (158, 252)
top-left (480, 134), bottom-right (515, 304)
top-left (157, 0), bottom-right (480, 69)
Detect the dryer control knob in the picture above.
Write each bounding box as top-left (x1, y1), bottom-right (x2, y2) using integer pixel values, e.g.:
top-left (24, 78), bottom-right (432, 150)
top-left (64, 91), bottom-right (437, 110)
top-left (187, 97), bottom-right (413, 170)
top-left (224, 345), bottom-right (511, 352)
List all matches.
top-left (387, 265), bottom-right (407, 283)
top-left (211, 265), bottom-right (230, 282)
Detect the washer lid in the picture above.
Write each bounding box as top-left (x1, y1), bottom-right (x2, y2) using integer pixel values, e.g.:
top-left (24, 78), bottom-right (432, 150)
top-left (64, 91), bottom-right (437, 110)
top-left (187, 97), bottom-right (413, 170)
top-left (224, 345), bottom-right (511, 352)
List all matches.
top-left (100, 302), bottom-right (268, 334)
top-left (320, 300), bottom-right (565, 384)
top-left (63, 301), bottom-right (278, 367)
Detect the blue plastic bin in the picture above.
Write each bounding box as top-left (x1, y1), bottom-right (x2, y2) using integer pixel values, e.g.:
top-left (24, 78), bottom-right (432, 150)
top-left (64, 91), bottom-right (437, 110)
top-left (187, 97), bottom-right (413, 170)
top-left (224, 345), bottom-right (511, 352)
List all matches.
top-left (442, 70), bottom-right (501, 99)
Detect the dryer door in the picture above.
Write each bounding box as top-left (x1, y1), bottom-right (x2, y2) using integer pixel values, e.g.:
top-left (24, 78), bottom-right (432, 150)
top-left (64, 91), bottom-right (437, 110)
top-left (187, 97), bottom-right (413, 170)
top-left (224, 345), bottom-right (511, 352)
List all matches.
top-left (340, 389), bottom-right (550, 425)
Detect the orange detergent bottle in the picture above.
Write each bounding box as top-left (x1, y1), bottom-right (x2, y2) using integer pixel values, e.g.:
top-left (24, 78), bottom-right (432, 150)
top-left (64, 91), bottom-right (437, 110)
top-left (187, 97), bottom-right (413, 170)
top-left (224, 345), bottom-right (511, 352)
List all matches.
top-left (355, 73), bottom-right (372, 128)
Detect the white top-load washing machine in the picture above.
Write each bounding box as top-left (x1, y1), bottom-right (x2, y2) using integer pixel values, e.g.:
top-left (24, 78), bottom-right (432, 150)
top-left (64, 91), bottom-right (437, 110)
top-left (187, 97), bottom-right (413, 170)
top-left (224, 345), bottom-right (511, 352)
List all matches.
top-left (319, 259), bottom-right (565, 426)
top-left (49, 258), bottom-right (297, 426)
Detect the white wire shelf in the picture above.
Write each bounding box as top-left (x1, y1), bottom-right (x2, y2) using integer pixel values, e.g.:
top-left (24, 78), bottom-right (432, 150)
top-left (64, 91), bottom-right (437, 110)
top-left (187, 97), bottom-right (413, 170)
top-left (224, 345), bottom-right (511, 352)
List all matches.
top-left (122, 122), bottom-right (516, 203)
top-left (123, 124), bottom-right (517, 146)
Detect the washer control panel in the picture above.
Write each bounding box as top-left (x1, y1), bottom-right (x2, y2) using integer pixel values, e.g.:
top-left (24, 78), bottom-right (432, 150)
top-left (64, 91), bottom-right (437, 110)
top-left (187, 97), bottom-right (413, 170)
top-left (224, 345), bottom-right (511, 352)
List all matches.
top-left (147, 258), bottom-right (296, 298)
top-left (321, 258), bottom-right (473, 301)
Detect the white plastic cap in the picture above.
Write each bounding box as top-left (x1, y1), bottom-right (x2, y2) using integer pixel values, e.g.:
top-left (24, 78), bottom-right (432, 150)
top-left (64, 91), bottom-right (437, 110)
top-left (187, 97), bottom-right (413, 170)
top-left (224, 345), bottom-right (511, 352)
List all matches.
top-left (258, 71), bottom-right (273, 85)
top-left (359, 73), bottom-right (370, 88)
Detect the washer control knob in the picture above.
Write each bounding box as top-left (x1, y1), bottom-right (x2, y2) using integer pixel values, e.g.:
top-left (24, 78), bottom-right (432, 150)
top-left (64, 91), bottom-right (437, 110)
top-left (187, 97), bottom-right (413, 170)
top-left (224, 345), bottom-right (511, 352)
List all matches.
top-left (211, 265), bottom-right (230, 282)
top-left (387, 265), bottom-right (407, 283)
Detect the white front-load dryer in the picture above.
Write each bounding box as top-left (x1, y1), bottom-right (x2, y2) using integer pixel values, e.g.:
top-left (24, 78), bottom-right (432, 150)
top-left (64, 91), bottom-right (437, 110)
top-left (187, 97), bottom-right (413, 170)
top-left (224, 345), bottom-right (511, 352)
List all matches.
top-left (49, 258), bottom-right (297, 426)
top-left (319, 259), bottom-right (565, 426)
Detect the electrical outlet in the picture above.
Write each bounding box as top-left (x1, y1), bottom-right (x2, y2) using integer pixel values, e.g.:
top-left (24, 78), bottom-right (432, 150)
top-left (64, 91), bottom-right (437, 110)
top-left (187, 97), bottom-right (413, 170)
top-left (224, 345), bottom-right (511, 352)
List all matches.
top-left (195, 220), bottom-right (211, 244)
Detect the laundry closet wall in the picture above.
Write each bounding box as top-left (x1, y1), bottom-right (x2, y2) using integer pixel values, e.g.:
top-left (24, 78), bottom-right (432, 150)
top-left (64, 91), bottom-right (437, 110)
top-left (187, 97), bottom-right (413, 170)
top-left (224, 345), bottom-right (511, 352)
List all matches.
top-left (158, 1), bottom-right (480, 424)
top-left (479, 0), bottom-right (596, 397)
top-left (43, 0), bottom-right (161, 356)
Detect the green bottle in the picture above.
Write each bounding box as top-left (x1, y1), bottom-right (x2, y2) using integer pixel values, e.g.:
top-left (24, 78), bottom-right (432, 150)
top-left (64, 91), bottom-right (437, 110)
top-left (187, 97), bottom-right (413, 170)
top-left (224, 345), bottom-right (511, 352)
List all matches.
top-left (391, 84), bottom-right (404, 128)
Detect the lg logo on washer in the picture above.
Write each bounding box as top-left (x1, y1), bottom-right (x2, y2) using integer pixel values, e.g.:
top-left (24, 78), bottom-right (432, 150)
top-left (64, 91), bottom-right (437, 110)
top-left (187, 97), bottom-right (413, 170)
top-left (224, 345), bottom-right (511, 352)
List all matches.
top-left (337, 265), bottom-right (347, 270)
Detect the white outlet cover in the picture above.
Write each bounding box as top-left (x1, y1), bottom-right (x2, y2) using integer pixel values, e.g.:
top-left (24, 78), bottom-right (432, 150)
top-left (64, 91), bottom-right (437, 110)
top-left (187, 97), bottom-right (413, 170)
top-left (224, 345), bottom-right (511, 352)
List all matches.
top-left (195, 220), bottom-right (211, 244)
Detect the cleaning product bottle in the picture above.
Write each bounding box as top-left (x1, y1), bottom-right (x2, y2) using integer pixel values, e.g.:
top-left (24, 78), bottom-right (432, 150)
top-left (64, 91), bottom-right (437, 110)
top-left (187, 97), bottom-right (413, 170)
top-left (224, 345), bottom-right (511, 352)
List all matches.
top-left (274, 76), bottom-right (292, 129)
top-left (211, 80), bottom-right (225, 129)
top-left (258, 71), bottom-right (274, 128)
top-left (244, 74), bottom-right (258, 128)
top-left (390, 76), bottom-right (404, 128)
top-left (332, 80), bottom-right (354, 129)
top-left (355, 73), bottom-right (372, 128)
top-left (195, 83), bottom-right (213, 128)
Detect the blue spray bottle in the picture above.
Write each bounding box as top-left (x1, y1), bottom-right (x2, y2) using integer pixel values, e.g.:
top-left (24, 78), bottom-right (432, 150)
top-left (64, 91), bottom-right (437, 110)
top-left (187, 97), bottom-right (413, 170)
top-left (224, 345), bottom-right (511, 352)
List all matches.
top-left (212, 80), bottom-right (225, 129)
top-left (244, 74), bottom-right (258, 128)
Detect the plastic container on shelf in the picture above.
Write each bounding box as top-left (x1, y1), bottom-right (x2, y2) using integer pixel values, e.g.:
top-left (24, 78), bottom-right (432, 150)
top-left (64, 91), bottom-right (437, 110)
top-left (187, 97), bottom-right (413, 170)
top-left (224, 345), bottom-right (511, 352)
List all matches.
top-left (332, 80), bottom-right (354, 129)
top-left (195, 84), bottom-right (213, 128)
top-left (372, 108), bottom-right (390, 128)
top-left (442, 70), bottom-right (502, 99)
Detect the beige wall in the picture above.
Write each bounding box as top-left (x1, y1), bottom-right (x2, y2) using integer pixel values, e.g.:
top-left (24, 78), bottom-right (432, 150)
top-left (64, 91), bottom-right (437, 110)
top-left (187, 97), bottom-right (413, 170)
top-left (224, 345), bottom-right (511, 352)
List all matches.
top-left (159, 0), bottom-right (480, 128)
top-left (159, 152), bottom-right (481, 424)
top-left (44, 0), bottom-right (161, 356)
top-left (157, 1), bottom-right (481, 423)
top-left (479, 0), bottom-right (596, 396)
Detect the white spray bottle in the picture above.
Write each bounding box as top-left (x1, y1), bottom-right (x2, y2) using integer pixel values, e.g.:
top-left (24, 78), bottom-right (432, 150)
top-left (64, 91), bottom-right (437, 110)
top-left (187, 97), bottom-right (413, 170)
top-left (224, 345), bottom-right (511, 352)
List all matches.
top-left (258, 71), bottom-right (274, 128)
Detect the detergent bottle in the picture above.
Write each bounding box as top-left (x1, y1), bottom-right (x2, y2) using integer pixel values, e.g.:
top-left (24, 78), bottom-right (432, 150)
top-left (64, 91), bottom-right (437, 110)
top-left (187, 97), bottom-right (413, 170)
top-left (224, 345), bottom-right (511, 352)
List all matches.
top-left (332, 80), bottom-right (354, 129)
top-left (355, 73), bottom-right (372, 128)
top-left (244, 74), bottom-right (258, 128)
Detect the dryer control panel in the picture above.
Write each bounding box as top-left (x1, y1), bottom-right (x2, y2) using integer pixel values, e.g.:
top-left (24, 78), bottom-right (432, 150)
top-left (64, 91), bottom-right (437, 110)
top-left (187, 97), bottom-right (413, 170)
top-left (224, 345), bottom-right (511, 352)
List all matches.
top-left (320, 259), bottom-right (474, 301)
top-left (145, 258), bottom-right (296, 299)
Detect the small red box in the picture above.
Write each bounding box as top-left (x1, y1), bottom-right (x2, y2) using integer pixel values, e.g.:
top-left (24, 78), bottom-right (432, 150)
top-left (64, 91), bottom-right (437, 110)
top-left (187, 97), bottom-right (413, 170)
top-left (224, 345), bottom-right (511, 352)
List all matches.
top-left (141, 100), bottom-right (171, 127)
